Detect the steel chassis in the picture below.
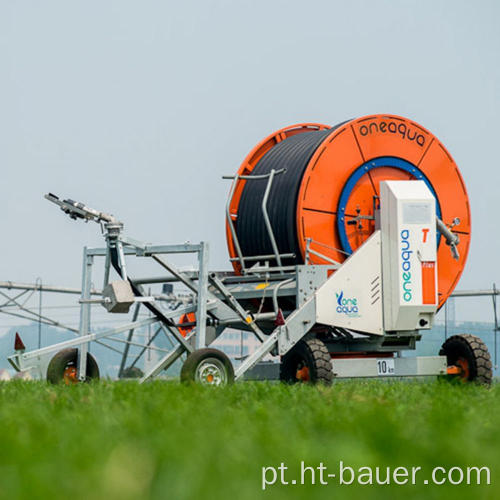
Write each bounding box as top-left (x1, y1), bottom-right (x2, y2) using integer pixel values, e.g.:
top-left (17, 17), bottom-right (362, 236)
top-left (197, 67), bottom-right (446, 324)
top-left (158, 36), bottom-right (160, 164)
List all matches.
top-left (8, 175), bottom-right (453, 382)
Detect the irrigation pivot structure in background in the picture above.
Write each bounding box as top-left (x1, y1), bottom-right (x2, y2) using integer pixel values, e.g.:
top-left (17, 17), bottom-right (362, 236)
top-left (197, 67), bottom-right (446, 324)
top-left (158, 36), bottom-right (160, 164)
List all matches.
top-left (0, 279), bottom-right (193, 379)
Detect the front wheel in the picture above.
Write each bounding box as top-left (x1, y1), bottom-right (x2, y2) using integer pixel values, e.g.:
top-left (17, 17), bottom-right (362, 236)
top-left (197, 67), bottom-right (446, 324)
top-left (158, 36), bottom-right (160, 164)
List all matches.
top-left (180, 348), bottom-right (234, 386)
top-left (439, 334), bottom-right (492, 386)
top-left (280, 338), bottom-right (333, 385)
top-left (46, 348), bottom-right (100, 384)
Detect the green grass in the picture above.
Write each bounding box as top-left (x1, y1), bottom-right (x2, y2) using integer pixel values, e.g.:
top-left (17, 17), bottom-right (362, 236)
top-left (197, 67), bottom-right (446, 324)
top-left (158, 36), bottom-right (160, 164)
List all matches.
top-left (0, 380), bottom-right (498, 499)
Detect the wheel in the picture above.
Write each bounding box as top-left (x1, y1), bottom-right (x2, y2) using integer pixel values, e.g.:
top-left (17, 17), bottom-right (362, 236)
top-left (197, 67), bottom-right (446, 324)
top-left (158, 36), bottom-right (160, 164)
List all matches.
top-left (46, 348), bottom-right (100, 384)
top-left (280, 338), bottom-right (333, 385)
top-left (120, 366), bottom-right (144, 379)
top-left (180, 348), bottom-right (234, 386)
top-left (439, 334), bottom-right (492, 386)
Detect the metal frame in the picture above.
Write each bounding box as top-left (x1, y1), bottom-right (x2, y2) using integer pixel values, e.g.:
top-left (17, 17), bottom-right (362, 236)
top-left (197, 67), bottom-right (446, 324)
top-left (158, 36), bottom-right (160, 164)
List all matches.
top-left (224, 169), bottom-right (295, 274)
top-left (6, 186), bottom-right (496, 384)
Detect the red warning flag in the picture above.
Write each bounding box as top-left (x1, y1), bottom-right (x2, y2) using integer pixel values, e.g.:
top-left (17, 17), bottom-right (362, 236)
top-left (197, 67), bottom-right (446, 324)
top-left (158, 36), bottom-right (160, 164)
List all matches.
top-left (274, 309), bottom-right (286, 326)
top-left (14, 332), bottom-right (26, 351)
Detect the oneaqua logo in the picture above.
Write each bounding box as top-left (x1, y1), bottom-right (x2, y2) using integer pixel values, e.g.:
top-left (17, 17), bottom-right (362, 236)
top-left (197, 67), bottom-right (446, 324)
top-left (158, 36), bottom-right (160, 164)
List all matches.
top-left (400, 229), bottom-right (412, 302)
top-left (336, 291), bottom-right (359, 316)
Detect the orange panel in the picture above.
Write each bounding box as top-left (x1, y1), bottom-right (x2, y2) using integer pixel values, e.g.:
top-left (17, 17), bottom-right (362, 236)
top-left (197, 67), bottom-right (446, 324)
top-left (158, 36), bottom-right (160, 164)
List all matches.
top-left (421, 262), bottom-right (437, 305)
top-left (299, 126), bottom-right (364, 214)
top-left (178, 312), bottom-right (195, 337)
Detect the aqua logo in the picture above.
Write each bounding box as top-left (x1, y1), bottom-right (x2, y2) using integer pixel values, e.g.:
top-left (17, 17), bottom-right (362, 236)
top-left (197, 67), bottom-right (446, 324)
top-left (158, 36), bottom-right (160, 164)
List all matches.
top-left (336, 291), bottom-right (359, 316)
top-left (401, 229), bottom-right (412, 302)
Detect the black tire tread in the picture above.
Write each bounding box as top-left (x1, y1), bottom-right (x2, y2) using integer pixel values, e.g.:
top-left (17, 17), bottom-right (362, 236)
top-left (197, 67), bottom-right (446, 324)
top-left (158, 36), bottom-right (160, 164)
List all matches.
top-left (439, 334), bottom-right (492, 386)
top-left (280, 338), bottom-right (333, 385)
top-left (46, 348), bottom-right (99, 384)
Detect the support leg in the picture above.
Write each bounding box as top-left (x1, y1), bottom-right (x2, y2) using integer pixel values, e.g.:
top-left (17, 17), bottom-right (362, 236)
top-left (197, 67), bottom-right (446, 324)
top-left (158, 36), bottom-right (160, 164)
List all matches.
top-left (77, 248), bottom-right (93, 381)
top-left (234, 330), bottom-right (280, 380)
top-left (196, 241), bottom-right (209, 349)
top-left (118, 303), bottom-right (141, 378)
top-left (139, 344), bottom-right (185, 383)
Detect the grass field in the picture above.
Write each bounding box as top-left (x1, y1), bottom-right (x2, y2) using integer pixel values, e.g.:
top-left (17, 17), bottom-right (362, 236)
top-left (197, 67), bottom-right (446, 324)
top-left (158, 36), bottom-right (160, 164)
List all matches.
top-left (0, 380), bottom-right (498, 499)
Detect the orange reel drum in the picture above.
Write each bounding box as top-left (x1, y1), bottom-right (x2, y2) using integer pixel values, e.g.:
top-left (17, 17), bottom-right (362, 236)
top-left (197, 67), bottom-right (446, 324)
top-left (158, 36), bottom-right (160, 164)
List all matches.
top-left (227, 115), bottom-right (470, 308)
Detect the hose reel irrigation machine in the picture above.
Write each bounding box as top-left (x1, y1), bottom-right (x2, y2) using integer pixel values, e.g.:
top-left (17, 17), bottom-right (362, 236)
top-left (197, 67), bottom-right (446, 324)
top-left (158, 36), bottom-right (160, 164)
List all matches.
top-left (9, 114), bottom-right (493, 386)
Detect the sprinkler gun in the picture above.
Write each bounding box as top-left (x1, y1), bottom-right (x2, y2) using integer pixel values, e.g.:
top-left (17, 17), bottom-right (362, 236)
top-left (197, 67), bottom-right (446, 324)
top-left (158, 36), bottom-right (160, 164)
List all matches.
top-left (44, 193), bottom-right (119, 225)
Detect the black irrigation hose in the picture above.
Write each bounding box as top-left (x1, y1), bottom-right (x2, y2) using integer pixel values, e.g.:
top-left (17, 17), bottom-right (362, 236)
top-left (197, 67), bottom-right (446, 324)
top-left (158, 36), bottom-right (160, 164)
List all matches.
top-left (236, 125), bottom-right (345, 266)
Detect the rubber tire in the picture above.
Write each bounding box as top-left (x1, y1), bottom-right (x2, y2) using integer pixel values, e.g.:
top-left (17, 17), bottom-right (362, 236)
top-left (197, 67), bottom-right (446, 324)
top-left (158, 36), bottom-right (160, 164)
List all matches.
top-left (280, 338), bottom-right (333, 385)
top-left (120, 366), bottom-right (144, 379)
top-left (46, 348), bottom-right (100, 384)
top-left (439, 334), bottom-right (492, 386)
top-left (180, 348), bottom-right (234, 385)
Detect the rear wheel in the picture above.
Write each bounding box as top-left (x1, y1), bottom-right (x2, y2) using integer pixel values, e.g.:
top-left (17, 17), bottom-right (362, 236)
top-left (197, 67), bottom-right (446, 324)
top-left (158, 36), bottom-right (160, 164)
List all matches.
top-left (120, 366), bottom-right (144, 379)
top-left (181, 348), bottom-right (234, 386)
top-left (280, 338), bottom-right (333, 385)
top-left (439, 334), bottom-right (492, 386)
top-left (46, 348), bottom-right (100, 384)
